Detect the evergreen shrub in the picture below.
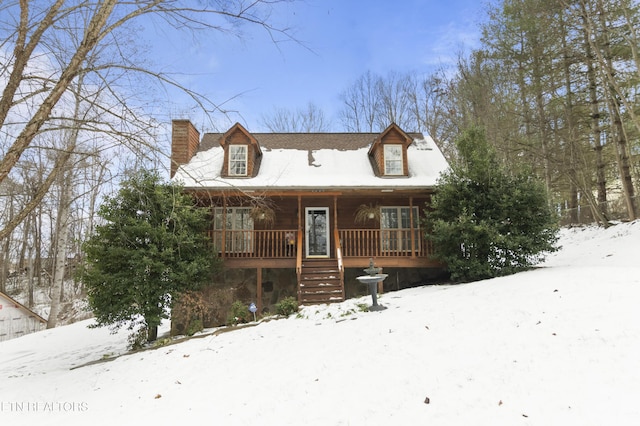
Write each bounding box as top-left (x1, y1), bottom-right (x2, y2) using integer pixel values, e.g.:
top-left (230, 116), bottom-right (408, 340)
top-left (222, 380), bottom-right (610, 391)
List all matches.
top-left (227, 301), bottom-right (251, 325)
top-left (424, 127), bottom-right (559, 282)
top-left (275, 296), bottom-right (299, 316)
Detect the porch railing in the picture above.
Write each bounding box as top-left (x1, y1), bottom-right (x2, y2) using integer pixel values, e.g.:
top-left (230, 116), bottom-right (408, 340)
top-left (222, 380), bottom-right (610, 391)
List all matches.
top-left (339, 229), bottom-right (430, 258)
top-left (208, 229), bottom-right (298, 259)
top-left (208, 228), bottom-right (431, 259)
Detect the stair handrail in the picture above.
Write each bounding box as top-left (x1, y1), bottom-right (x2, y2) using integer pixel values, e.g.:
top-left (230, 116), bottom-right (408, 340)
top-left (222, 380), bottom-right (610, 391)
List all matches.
top-left (296, 229), bottom-right (303, 303)
top-left (333, 227), bottom-right (345, 300)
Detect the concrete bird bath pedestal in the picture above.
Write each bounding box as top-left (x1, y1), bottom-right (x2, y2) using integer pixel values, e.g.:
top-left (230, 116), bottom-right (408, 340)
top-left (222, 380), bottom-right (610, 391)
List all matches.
top-left (356, 258), bottom-right (388, 311)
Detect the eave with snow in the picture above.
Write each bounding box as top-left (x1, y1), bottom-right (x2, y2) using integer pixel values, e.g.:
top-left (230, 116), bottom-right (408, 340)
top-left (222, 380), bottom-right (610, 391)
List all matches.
top-left (170, 120), bottom-right (449, 315)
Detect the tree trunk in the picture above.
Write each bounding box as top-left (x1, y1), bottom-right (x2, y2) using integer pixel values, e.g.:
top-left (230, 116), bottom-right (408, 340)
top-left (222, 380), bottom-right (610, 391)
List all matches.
top-left (47, 168), bottom-right (73, 329)
top-left (147, 325), bottom-right (158, 342)
top-left (0, 194), bottom-right (15, 293)
top-left (608, 100), bottom-right (637, 220)
top-left (531, 42), bottom-right (553, 197)
top-left (595, 2), bottom-right (638, 220)
top-left (559, 9), bottom-right (581, 224)
top-left (580, 5), bottom-right (608, 217)
top-left (26, 214), bottom-right (36, 308)
top-left (34, 204), bottom-right (43, 292)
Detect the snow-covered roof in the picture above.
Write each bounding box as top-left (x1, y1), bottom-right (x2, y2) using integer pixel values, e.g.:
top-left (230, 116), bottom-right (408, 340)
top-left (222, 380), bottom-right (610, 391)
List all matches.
top-left (173, 134), bottom-right (449, 191)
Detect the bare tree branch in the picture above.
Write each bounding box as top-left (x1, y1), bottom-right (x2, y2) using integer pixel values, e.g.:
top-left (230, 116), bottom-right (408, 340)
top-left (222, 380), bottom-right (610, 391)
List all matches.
top-left (0, 0), bottom-right (299, 240)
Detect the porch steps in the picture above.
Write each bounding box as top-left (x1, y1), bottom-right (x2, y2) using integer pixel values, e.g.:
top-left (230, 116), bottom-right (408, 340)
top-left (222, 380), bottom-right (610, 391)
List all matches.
top-left (298, 259), bottom-right (344, 305)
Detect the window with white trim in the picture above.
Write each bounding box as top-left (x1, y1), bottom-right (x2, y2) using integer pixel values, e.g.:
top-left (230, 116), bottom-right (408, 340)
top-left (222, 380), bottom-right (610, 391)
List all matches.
top-left (383, 144), bottom-right (403, 175)
top-left (380, 206), bottom-right (419, 252)
top-left (229, 145), bottom-right (248, 176)
top-left (213, 207), bottom-right (253, 253)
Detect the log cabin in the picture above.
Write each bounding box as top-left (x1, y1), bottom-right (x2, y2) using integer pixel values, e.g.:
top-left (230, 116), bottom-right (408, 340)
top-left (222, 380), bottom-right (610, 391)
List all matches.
top-left (170, 120), bottom-right (450, 324)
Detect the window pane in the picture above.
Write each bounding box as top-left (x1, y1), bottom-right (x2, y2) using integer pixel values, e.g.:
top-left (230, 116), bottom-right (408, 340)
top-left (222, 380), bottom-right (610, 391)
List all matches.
top-left (401, 208), bottom-right (411, 229)
top-left (212, 207), bottom-right (254, 253)
top-left (380, 207), bottom-right (419, 252)
top-left (229, 145), bottom-right (247, 175)
top-left (214, 208), bottom-right (223, 229)
top-left (236, 208), bottom-right (253, 229)
top-left (384, 145), bottom-right (403, 175)
top-left (226, 208), bottom-right (233, 229)
top-left (230, 145), bottom-right (246, 159)
top-left (381, 208), bottom-right (398, 229)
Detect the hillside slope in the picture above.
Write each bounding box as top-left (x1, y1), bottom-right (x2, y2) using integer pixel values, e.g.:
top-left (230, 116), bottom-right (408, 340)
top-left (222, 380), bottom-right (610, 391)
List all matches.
top-left (1, 221), bottom-right (639, 426)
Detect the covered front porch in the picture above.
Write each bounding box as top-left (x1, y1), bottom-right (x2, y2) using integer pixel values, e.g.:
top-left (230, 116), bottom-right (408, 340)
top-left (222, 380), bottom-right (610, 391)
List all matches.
top-left (198, 190), bottom-right (442, 310)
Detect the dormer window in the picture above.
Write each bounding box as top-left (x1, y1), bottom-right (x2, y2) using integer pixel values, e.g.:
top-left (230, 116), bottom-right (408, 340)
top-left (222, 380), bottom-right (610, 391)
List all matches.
top-left (367, 124), bottom-right (412, 177)
top-left (229, 145), bottom-right (248, 176)
top-left (384, 145), bottom-right (403, 175)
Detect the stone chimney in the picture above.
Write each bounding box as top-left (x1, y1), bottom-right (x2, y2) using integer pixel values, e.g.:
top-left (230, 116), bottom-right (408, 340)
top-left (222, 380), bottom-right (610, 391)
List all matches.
top-left (171, 119), bottom-right (200, 178)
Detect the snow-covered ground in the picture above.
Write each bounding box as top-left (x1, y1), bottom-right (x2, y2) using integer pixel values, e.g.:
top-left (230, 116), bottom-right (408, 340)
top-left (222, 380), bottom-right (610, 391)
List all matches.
top-left (1, 221), bottom-right (639, 426)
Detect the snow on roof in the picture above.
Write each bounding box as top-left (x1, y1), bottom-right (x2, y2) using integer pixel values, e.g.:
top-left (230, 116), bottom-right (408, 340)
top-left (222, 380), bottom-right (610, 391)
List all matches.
top-left (173, 135), bottom-right (449, 191)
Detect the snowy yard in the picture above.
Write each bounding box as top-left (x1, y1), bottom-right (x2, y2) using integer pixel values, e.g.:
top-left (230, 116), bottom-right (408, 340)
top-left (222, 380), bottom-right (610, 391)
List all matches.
top-left (1, 221), bottom-right (639, 425)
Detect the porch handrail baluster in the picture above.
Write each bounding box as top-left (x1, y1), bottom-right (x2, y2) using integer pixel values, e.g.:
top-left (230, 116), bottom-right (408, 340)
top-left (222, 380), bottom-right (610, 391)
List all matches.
top-left (210, 228), bottom-right (428, 260)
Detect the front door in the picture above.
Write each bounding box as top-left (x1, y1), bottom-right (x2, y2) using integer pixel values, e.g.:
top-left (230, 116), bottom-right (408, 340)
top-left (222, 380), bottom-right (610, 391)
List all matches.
top-left (305, 207), bottom-right (329, 258)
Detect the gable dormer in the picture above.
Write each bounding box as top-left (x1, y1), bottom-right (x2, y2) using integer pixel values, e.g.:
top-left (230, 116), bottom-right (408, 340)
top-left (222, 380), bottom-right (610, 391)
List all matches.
top-left (368, 123), bottom-right (413, 177)
top-left (219, 123), bottom-right (262, 177)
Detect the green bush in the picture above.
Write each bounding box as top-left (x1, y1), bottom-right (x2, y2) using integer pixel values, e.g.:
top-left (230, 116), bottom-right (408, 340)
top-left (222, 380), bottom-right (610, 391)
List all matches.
top-left (226, 301), bottom-right (251, 326)
top-left (81, 170), bottom-right (218, 345)
top-left (356, 303), bottom-right (369, 312)
top-left (275, 296), bottom-right (299, 316)
top-left (424, 127), bottom-right (559, 282)
top-left (153, 337), bottom-right (172, 348)
top-left (127, 327), bottom-right (148, 351)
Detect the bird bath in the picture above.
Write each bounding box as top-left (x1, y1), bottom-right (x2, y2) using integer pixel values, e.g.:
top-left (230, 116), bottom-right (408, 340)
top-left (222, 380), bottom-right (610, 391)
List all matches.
top-left (356, 259), bottom-right (388, 311)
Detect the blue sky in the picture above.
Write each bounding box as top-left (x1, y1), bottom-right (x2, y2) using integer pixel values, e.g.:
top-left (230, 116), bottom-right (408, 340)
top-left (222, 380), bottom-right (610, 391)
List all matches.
top-left (148, 0), bottom-right (485, 132)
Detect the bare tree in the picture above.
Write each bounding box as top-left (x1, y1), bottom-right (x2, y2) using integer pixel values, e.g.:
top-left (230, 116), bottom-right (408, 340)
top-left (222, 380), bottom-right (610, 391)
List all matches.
top-left (47, 69), bottom-right (89, 328)
top-left (261, 102), bottom-right (330, 132)
top-left (0, 179), bottom-right (19, 293)
top-left (339, 71), bottom-right (380, 132)
top-left (338, 70), bottom-right (420, 132)
top-left (47, 152), bottom-right (74, 329)
top-left (0, 0), bottom-right (297, 241)
top-left (403, 69), bottom-right (462, 159)
top-left (374, 71), bottom-right (416, 131)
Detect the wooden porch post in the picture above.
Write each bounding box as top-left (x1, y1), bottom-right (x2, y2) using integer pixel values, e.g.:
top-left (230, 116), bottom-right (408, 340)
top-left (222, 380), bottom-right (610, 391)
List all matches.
top-left (257, 267), bottom-right (263, 314)
top-left (221, 195), bottom-right (227, 259)
top-left (333, 195), bottom-right (338, 247)
top-left (298, 195), bottom-right (302, 232)
top-left (409, 196), bottom-right (416, 258)
top-left (296, 195), bottom-right (302, 303)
